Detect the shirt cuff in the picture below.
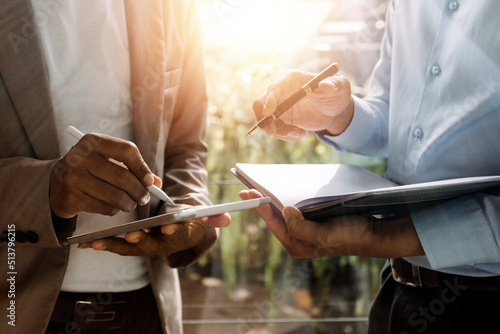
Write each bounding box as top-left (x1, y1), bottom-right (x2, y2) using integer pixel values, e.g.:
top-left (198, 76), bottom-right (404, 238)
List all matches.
top-left (411, 195), bottom-right (500, 269)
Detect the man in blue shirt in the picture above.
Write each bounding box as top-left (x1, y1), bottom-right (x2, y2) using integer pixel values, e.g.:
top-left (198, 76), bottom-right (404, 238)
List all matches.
top-left (241, 1), bottom-right (500, 332)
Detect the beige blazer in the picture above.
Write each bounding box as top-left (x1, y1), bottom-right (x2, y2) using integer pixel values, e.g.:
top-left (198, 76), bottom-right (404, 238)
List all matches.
top-left (0, 1), bottom-right (212, 333)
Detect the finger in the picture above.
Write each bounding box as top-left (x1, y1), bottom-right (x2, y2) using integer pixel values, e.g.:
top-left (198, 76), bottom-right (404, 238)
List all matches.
top-left (199, 213), bottom-right (231, 228)
top-left (161, 223), bottom-right (181, 236)
top-left (80, 133), bottom-right (155, 188)
top-left (262, 87), bottom-right (280, 116)
top-left (87, 162), bottom-right (150, 207)
top-left (152, 174), bottom-right (162, 188)
top-left (238, 190), bottom-right (249, 201)
top-left (71, 176), bottom-right (140, 215)
top-left (51, 168), bottom-right (122, 217)
top-left (256, 70), bottom-right (315, 118)
top-left (252, 92), bottom-right (278, 137)
top-left (282, 206), bottom-right (309, 240)
top-left (91, 230), bottom-right (150, 255)
top-left (272, 124), bottom-right (308, 141)
top-left (125, 229), bottom-right (185, 257)
top-left (124, 230), bottom-right (149, 244)
top-left (318, 76), bottom-right (345, 93)
top-left (77, 242), bottom-right (92, 249)
top-left (93, 238), bottom-right (143, 256)
top-left (162, 221), bottom-right (208, 251)
top-left (316, 76), bottom-right (352, 108)
top-left (252, 92), bottom-right (267, 120)
top-left (239, 190), bottom-right (288, 243)
top-left (76, 146), bottom-right (151, 207)
top-left (282, 206), bottom-right (339, 257)
top-left (239, 191), bottom-right (319, 258)
top-left (79, 166), bottom-right (145, 211)
top-left (78, 191), bottom-right (121, 216)
top-left (283, 207), bottom-right (333, 250)
top-left (92, 232), bottom-right (180, 257)
top-left (266, 70), bottom-right (309, 109)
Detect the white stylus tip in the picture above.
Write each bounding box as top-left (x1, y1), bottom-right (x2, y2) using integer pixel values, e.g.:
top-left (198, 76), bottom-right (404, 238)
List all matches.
top-left (148, 185), bottom-right (174, 205)
top-left (66, 125), bottom-right (85, 140)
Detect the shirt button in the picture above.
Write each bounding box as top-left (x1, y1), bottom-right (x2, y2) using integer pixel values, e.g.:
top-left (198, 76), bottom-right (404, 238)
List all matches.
top-left (413, 127), bottom-right (424, 140)
top-left (448, 1), bottom-right (459, 11)
top-left (431, 65), bottom-right (441, 76)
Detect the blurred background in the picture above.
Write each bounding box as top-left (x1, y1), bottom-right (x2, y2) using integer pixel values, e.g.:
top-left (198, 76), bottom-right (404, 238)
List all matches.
top-left (179, 1), bottom-right (389, 333)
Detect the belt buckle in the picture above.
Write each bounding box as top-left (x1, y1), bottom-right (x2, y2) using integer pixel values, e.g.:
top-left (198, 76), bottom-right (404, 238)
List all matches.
top-left (76, 301), bottom-right (116, 322)
top-left (73, 300), bottom-right (126, 330)
top-left (411, 263), bottom-right (423, 287)
top-left (390, 258), bottom-right (423, 287)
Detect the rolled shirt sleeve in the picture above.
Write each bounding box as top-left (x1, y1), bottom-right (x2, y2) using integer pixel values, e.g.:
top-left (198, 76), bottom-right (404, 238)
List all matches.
top-left (410, 194), bottom-right (500, 271)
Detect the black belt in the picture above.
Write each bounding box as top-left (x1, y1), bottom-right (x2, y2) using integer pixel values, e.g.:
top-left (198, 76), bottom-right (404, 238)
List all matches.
top-left (391, 258), bottom-right (500, 290)
top-left (49, 284), bottom-right (157, 332)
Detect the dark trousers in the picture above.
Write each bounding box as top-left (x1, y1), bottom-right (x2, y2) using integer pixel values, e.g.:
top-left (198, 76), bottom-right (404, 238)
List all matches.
top-left (368, 263), bottom-right (500, 334)
top-left (46, 285), bottom-right (164, 334)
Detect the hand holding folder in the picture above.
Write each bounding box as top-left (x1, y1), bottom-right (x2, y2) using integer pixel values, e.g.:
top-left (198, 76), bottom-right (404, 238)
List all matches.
top-left (235, 163), bottom-right (500, 259)
top-left (233, 163), bottom-right (500, 221)
top-left (239, 188), bottom-right (425, 259)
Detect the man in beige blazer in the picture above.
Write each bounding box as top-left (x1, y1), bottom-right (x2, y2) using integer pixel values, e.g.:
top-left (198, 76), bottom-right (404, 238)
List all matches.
top-left (0, 1), bottom-right (228, 333)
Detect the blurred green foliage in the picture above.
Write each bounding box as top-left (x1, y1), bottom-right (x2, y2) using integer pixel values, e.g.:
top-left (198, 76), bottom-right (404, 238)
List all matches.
top-left (180, 0), bottom-right (388, 319)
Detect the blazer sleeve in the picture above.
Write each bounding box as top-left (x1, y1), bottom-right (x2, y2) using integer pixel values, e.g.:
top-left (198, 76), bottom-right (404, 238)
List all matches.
top-left (161, 0), bottom-right (210, 208)
top-left (160, 0), bottom-right (216, 268)
top-left (0, 157), bottom-right (76, 248)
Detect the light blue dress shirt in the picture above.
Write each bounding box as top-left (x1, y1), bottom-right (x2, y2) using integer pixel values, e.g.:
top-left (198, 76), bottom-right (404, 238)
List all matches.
top-left (318, 1), bottom-right (500, 277)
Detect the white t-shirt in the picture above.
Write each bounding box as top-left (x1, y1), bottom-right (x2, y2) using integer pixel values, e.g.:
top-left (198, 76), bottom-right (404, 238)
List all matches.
top-left (31, 0), bottom-right (149, 292)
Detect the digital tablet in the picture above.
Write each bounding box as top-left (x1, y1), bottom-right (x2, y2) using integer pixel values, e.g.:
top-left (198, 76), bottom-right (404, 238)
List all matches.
top-left (63, 197), bottom-right (271, 246)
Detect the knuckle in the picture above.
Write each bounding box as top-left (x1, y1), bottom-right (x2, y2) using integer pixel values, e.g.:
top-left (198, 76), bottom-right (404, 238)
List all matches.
top-left (64, 150), bottom-right (84, 168)
top-left (81, 133), bottom-right (100, 147)
top-left (289, 70), bottom-right (303, 80)
top-left (115, 167), bottom-right (132, 185)
top-left (253, 99), bottom-right (264, 112)
top-left (110, 208), bottom-right (120, 216)
top-left (137, 164), bottom-right (150, 177)
top-left (337, 75), bottom-right (349, 86)
top-left (88, 202), bottom-right (117, 216)
top-left (267, 83), bottom-right (278, 93)
top-left (110, 190), bottom-right (135, 211)
top-left (123, 141), bottom-right (140, 157)
top-left (62, 169), bottom-right (83, 186)
top-left (83, 132), bottom-right (99, 141)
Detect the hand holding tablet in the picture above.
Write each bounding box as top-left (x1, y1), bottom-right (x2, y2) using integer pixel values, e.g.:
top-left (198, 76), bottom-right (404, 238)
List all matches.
top-left (63, 197), bottom-right (271, 246)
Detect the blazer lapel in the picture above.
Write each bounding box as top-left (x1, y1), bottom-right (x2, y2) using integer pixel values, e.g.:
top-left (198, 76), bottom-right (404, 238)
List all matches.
top-left (124, 0), bottom-right (165, 171)
top-left (0, 0), bottom-right (60, 159)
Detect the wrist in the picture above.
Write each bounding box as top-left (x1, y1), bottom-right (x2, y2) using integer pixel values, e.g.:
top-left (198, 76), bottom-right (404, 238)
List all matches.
top-left (325, 97), bottom-right (355, 136)
top-left (368, 215), bottom-right (425, 258)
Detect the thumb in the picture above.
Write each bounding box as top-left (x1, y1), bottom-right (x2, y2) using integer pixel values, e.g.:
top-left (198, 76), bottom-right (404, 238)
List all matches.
top-left (283, 207), bottom-right (326, 246)
top-left (282, 206), bottom-right (305, 236)
top-left (318, 75), bottom-right (350, 97)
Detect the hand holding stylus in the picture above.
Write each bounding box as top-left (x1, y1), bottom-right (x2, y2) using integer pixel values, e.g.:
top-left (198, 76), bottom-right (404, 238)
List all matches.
top-left (66, 126), bottom-right (174, 205)
top-left (49, 127), bottom-right (169, 219)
